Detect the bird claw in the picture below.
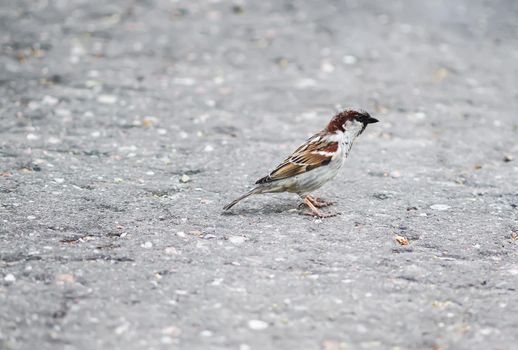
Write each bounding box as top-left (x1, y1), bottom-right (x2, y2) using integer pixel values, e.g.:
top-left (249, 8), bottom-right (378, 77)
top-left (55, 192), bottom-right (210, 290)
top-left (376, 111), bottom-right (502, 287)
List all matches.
top-left (311, 198), bottom-right (335, 208)
top-left (299, 196), bottom-right (338, 218)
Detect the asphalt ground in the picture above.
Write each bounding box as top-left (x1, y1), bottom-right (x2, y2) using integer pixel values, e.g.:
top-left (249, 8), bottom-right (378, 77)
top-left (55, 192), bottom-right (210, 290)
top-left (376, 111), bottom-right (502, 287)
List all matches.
top-left (1, 1), bottom-right (518, 349)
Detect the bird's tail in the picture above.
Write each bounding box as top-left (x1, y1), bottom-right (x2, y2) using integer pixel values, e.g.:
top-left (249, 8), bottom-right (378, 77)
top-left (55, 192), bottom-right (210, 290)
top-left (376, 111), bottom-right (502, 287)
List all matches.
top-left (223, 188), bottom-right (260, 211)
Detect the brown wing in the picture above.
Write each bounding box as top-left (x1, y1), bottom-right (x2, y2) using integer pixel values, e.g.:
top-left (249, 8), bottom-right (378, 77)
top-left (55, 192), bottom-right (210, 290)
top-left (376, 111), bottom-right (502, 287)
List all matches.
top-left (255, 134), bottom-right (338, 184)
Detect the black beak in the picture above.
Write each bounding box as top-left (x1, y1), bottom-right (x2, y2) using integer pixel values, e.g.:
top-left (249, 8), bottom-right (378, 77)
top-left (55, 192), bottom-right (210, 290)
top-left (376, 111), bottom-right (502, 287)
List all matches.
top-left (358, 113), bottom-right (379, 124)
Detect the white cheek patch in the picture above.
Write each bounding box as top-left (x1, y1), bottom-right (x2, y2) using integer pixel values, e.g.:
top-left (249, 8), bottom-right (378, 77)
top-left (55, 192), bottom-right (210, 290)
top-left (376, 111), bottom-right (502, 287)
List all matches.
top-left (344, 120), bottom-right (364, 134)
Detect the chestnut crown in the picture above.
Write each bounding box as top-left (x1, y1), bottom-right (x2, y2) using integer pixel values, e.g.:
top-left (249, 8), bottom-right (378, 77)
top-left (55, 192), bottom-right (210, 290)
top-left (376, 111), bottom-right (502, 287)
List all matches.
top-left (326, 109), bottom-right (378, 133)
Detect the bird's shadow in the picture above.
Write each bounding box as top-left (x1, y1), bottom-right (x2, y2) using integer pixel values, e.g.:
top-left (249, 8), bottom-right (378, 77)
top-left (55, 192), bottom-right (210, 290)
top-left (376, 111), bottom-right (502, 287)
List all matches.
top-left (220, 201), bottom-right (300, 216)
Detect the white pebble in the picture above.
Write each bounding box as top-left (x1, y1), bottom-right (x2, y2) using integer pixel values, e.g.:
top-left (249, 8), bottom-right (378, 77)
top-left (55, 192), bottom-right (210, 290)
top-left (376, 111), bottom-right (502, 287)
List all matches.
top-left (47, 137), bottom-right (61, 144)
top-left (54, 178), bottom-right (65, 184)
top-left (27, 133), bottom-right (40, 140)
top-left (200, 330), bottom-right (213, 337)
top-left (204, 144), bottom-right (214, 152)
top-left (247, 319), bottom-right (268, 330)
top-left (55, 108), bottom-right (71, 117)
top-left (173, 78), bottom-right (195, 86)
top-left (320, 61), bottom-right (335, 73)
top-left (180, 174), bottom-right (190, 183)
top-left (141, 241), bottom-right (153, 249)
top-left (480, 328), bottom-right (493, 336)
top-left (343, 55), bottom-right (358, 65)
top-left (430, 204), bottom-right (450, 211)
top-left (28, 101), bottom-right (40, 110)
top-left (4, 274), bottom-right (16, 282)
top-left (164, 247), bottom-right (178, 256)
top-left (27, 215), bottom-right (36, 220)
top-left (228, 236), bottom-right (246, 245)
top-left (97, 94), bottom-right (117, 104)
top-left (295, 78), bottom-right (316, 88)
top-left (160, 336), bottom-right (173, 344)
top-left (390, 170), bottom-right (401, 178)
top-left (42, 95), bottom-right (59, 106)
top-left (413, 112), bottom-right (427, 119)
top-left (176, 231), bottom-right (186, 238)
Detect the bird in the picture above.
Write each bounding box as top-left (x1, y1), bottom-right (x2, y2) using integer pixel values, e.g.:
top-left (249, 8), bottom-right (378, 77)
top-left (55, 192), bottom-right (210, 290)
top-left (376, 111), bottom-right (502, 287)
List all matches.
top-left (223, 109), bottom-right (379, 218)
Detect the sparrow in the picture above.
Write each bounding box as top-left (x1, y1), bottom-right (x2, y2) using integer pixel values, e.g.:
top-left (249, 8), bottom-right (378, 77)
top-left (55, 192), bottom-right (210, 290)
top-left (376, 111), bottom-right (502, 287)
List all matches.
top-left (223, 109), bottom-right (379, 218)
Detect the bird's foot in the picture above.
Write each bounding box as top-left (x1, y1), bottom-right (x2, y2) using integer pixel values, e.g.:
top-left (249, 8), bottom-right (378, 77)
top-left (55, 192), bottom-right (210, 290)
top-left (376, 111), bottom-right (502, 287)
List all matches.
top-left (301, 196), bottom-right (338, 218)
top-left (309, 196), bottom-right (335, 208)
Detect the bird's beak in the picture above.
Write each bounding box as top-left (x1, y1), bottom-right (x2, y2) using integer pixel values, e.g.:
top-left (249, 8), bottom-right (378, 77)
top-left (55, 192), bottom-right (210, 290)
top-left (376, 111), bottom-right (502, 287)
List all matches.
top-left (365, 116), bottom-right (379, 124)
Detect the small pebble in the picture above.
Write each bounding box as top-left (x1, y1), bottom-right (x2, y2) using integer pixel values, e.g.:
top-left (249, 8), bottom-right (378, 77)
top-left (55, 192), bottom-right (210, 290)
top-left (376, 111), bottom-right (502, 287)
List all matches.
top-left (320, 61), bottom-right (335, 73)
top-left (503, 155), bottom-right (513, 162)
top-left (26, 133), bottom-right (40, 140)
top-left (395, 235), bottom-right (410, 246)
top-left (47, 137), bottom-right (61, 144)
top-left (296, 78), bottom-right (316, 88)
top-left (413, 112), bottom-right (427, 119)
top-left (190, 230), bottom-right (203, 237)
top-left (97, 94), bottom-right (117, 104)
top-left (160, 336), bottom-right (173, 344)
top-left (54, 178), bottom-right (65, 184)
top-left (142, 117), bottom-right (154, 128)
top-left (141, 241), bottom-right (153, 249)
top-left (342, 55), bottom-right (358, 65)
top-left (248, 320), bottom-right (268, 330)
top-left (200, 330), bottom-right (213, 337)
top-left (161, 326), bottom-right (181, 337)
top-left (164, 247), bottom-right (179, 255)
top-left (42, 95), bottom-right (59, 106)
top-left (4, 274), bottom-right (16, 282)
top-left (180, 174), bottom-right (190, 183)
top-left (27, 215), bottom-right (36, 220)
top-left (390, 170), bottom-right (401, 178)
top-left (176, 231), bottom-right (186, 238)
top-left (204, 144), bottom-right (214, 152)
top-left (228, 236), bottom-right (246, 245)
top-left (173, 78), bottom-right (195, 86)
top-left (55, 274), bottom-right (74, 284)
top-left (430, 204), bottom-right (450, 211)
top-left (55, 108), bottom-right (71, 117)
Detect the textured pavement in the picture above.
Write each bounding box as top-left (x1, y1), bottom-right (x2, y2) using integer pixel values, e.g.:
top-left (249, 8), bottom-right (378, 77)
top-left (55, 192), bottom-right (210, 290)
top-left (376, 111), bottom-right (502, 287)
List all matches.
top-left (1, 1), bottom-right (518, 349)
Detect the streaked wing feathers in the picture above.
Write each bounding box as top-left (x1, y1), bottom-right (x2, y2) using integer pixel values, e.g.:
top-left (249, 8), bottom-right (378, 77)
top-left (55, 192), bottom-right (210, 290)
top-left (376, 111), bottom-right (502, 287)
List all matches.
top-left (255, 135), bottom-right (338, 184)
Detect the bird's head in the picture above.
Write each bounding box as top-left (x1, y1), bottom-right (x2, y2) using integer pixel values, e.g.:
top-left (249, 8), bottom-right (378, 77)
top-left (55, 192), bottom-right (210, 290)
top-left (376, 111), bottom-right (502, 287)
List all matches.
top-left (326, 109), bottom-right (378, 135)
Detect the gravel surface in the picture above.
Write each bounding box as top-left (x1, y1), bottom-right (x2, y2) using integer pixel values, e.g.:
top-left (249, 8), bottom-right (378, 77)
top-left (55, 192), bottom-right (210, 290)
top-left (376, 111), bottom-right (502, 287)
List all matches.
top-left (1, 1), bottom-right (518, 349)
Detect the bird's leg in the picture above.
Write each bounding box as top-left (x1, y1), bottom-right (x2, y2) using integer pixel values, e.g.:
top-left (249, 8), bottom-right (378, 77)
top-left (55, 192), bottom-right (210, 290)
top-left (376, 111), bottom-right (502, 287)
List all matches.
top-left (307, 195), bottom-right (335, 208)
top-left (302, 196), bottom-right (336, 218)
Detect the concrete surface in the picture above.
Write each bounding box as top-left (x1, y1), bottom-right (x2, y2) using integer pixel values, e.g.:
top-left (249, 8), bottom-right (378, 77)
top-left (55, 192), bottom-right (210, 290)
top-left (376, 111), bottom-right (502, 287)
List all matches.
top-left (1, 1), bottom-right (518, 349)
